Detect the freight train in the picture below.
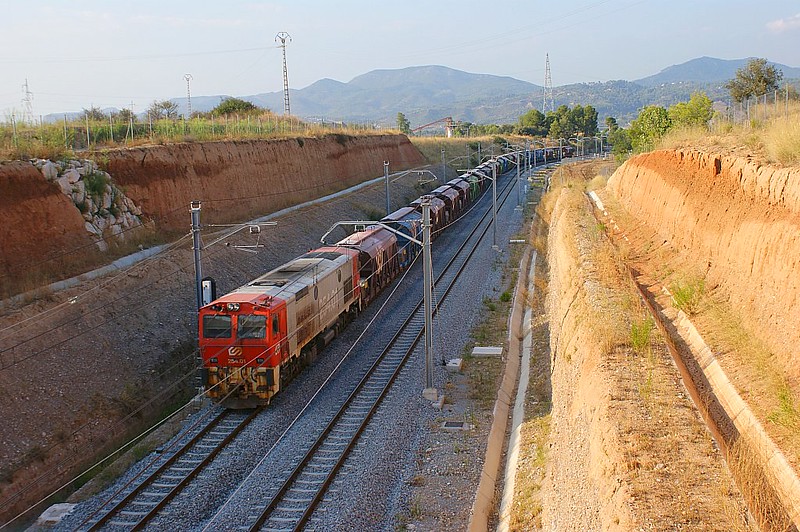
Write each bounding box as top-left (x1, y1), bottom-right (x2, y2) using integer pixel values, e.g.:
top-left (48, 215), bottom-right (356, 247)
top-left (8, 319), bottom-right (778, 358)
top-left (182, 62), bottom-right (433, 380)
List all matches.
top-left (198, 147), bottom-right (563, 408)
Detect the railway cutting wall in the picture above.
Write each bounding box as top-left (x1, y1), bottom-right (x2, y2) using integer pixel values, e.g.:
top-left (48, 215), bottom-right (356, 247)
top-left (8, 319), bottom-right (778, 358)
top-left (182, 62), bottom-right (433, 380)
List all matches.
top-left (606, 149), bottom-right (800, 384)
top-left (0, 134), bottom-right (425, 294)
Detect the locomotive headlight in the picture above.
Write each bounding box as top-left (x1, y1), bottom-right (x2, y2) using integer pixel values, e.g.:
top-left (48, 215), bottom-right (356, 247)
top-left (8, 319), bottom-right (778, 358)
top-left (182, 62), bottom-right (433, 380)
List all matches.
top-left (226, 303), bottom-right (240, 311)
top-left (256, 358), bottom-right (265, 364)
top-left (209, 357), bottom-right (218, 363)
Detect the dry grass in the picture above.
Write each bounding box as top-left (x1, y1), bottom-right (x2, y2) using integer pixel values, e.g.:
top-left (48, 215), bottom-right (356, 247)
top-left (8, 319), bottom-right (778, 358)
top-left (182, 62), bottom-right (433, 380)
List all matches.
top-left (411, 136), bottom-right (496, 167)
top-left (726, 439), bottom-right (796, 531)
top-left (655, 101), bottom-right (800, 166)
top-left (763, 115), bottom-right (800, 165)
top-left (698, 295), bottom-right (800, 443)
top-left (0, 118), bottom-right (391, 162)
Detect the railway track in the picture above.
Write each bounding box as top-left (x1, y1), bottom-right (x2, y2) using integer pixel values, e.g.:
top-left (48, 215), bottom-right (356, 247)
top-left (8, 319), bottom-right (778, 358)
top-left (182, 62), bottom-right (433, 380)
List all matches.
top-left (74, 406), bottom-right (261, 531)
top-left (237, 166), bottom-right (527, 531)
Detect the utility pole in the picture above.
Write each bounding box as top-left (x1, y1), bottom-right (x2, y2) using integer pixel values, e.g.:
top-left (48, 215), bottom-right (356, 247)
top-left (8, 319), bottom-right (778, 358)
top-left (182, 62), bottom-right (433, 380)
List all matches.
top-left (441, 147), bottom-right (445, 182)
top-left (492, 164), bottom-right (497, 249)
top-left (184, 73), bottom-right (193, 118)
top-left (275, 32), bottom-right (292, 116)
top-left (516, 152), bottom-right (521, 206)
top-left (384, 160), bottom-right (390, 216)
top-left (191, 201), bottom-right (204, 310)
top-left (421, 196), bottom-right (437, 401)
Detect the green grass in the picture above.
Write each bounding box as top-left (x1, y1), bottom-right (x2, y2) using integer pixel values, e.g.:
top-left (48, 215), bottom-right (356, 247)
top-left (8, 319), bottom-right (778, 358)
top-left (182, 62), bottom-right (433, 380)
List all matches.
top-left (767, 383), bottom-right (799, 429)
top-left (630, 316), bottom-right (654, 355)
top-left (670, 277), bottom-right (705, 315)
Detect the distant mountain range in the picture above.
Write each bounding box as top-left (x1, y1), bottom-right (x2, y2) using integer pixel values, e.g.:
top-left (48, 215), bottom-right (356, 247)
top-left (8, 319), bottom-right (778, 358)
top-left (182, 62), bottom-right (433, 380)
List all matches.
top-left (46, 57), bottom-right (800, 127)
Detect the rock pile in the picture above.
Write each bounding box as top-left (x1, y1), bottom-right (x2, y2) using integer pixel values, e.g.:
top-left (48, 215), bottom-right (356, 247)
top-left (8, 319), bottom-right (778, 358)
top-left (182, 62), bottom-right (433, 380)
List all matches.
top-left (32, 158), bottom-right (146, 251)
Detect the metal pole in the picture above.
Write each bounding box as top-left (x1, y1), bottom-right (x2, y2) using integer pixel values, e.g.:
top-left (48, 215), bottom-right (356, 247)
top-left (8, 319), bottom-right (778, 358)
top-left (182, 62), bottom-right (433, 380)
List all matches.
top-left (478, 143), bottom-right (481, 166)
top-left (492, 164), bottom-right (497, 248)
top-left (191, 201), bottom-right (204, 310)
top-left (384, 160), bottom-right (390, 216)
top-left (516, 152), bottom-right (521, 206)
top-left (441, 147), bottom-right (445, 182)
top-left (422, 196), bottom-right (436, 399)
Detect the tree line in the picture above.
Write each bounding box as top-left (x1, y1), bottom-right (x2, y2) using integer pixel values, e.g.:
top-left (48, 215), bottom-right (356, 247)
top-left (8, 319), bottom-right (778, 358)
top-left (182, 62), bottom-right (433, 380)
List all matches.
top-left (79, 97), bottom-right (269, 123)
top-left (398, 57), bottom-right (793, 162)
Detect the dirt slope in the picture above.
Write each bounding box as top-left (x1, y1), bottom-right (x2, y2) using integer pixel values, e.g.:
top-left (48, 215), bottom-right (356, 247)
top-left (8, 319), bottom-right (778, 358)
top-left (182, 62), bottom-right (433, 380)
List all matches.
top-left (538, 162), bottom-right (743, 530)
top-left (606, 149), bottom-right (800, 385)
top-left (0, 134), bottom-right (425, 296)
top-left (0, 162), bottom-right (95, 287)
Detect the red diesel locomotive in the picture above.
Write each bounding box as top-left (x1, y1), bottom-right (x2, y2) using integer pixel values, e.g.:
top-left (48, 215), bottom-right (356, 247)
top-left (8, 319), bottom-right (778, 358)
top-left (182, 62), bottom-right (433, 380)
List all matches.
top-left (199, 154), bottom-right (536, 407)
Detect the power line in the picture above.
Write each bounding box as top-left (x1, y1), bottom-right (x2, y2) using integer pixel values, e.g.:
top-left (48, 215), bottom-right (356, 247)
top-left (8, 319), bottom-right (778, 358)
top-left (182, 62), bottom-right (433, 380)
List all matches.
top-left (0, 46), bottom-right (279, 65)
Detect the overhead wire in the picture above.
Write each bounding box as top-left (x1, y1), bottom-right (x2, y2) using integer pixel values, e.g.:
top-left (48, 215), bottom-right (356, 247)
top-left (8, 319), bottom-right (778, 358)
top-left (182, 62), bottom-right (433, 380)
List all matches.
top-left (0, 232), bottom-right (193, 338)
top-left (0, 45), bottom-right (280, 65)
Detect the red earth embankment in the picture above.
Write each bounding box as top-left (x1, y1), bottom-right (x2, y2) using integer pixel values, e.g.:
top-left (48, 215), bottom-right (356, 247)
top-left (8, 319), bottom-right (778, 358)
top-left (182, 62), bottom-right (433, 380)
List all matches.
top-left (0, 134), bottom-right (425, 296)
top-left (0, 161), bottom-right (96, 288)
top-left (607, 149), bottom-right (800, 385)
top-left (103, 134), bottom-right (425, 231)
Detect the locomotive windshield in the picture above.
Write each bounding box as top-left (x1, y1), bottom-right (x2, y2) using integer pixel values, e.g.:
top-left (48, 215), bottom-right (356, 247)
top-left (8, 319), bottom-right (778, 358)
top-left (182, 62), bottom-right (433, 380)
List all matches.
top-left (237, 314), bottom-right (267, 339)
top-left (203, 315), bottom-right (232, 338)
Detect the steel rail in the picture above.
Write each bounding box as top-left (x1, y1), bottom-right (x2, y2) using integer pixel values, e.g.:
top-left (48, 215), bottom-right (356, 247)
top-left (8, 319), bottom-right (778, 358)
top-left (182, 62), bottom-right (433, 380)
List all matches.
top-left (77, 406), bottom-right (260, 531)
top-left (247, 166), bottom-right (522, 531)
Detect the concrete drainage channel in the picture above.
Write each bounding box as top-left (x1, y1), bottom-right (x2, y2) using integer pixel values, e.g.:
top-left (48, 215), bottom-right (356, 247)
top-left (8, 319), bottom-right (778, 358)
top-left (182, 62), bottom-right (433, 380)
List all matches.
top-left (468, 246), bottom-right (535, 531)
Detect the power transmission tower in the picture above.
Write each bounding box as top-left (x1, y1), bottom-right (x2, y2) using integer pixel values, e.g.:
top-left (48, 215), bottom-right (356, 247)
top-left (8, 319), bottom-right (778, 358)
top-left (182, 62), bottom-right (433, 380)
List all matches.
top-left (542, 53), bottom-right (554, 113)
top-left (275, 32), bottom-right (292, 116)
top-left (21, 78), bottom-right (34, 123)
top-left (184, 74), bottom-right (193, 117)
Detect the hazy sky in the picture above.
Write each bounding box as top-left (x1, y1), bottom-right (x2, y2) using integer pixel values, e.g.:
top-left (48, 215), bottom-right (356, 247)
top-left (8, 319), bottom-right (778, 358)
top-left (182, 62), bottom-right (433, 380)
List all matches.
top-left (2, 0), bottom-right (799, 116)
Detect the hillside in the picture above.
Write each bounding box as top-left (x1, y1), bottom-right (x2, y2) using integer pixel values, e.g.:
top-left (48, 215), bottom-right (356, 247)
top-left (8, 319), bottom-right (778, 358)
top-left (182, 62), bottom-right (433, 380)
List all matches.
top-left (42, 57), bottom-right (800, 127)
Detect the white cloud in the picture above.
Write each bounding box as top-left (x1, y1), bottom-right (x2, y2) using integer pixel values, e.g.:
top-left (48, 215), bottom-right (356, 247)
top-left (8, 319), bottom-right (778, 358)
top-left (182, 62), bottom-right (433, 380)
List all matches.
top-left (767, 13), bottom-right (800, 33)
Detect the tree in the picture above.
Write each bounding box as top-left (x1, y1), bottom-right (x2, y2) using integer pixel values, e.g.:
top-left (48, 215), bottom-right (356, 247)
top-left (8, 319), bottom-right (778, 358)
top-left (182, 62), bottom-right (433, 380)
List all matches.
top-left (668, 91), bottom-right (713, 129)
top-left (516, 109), bottom-right (548, 136)
top-left (212, 97), bottom-right (259, 116)
top-left (147, 100), bottom-right (179, 120)
top-left (116, 108), bottom-right (136, 123)
top-left (575, 104), bottom-right (599, 137)
top-left (629, 105), bottom-right (671, 152)
top-left (605, 116), bottom-right (619, 132)
top-left (82, 106), bottom-right (107, 121)
top-left (396, 112), bottom-right (411, 134)
top-left (725, 58), bottom-right (784, 103)
top-left (608, 127), bottom-right (632, 162)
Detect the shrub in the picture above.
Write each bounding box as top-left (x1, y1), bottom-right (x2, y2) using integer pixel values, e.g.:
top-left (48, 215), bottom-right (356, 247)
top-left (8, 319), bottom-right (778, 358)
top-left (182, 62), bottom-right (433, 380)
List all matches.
top-left (84, 171), bottom-right (109, 198)
top-left (670, 278), bottom-right (705, 315)
top-left (630, 316), bottom-right (653, 354)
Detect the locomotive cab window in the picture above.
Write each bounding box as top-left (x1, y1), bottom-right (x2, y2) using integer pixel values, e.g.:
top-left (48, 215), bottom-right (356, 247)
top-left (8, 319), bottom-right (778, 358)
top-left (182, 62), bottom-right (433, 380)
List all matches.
top-left (238, 314), bottom-right (267, 339)
top-left (272, 314), bottom-right (280, 337)
top-left (203, 315), bottom-right (232, 338)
